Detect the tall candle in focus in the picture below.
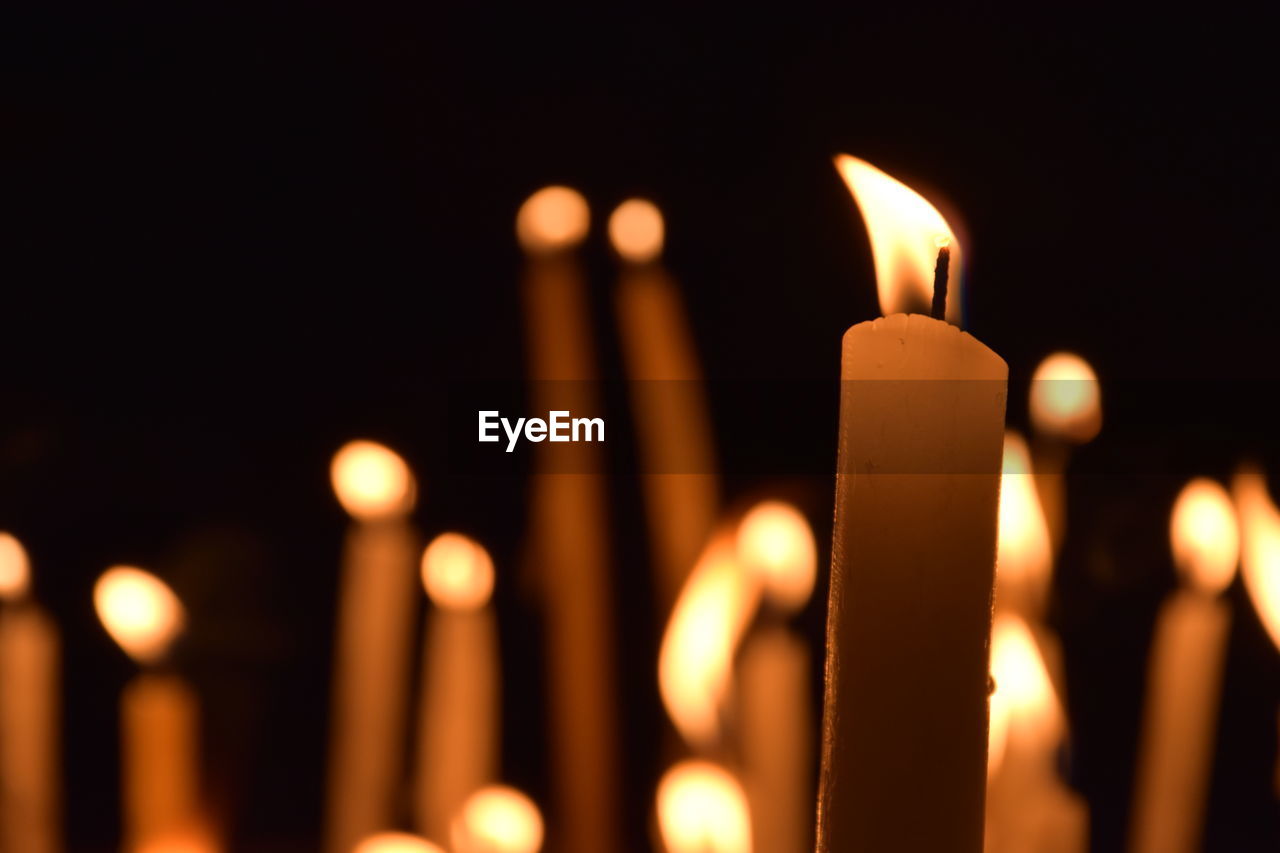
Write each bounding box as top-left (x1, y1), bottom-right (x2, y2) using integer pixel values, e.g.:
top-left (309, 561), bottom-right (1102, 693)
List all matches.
top-left (0, 533), bottom-right (60, 853)
top-left (610, 198), bottom-right (719, 609)
top-left (414, 533), bottom-right (499, 843)
top-left (817, 156), bottom-right (1007, 853)
top-left (1028, 352), bottom-right (1101, 554)
top-left (451, 785), bottom-right (544, 853)
top-left (1129, 478), bottom-right (1238, 853)
top-left (517, 186), bottom-right (618, 853)
top-left (655, 760), bottom-right (752, 853)
top-left (325, 440), bottom-right (420, 853)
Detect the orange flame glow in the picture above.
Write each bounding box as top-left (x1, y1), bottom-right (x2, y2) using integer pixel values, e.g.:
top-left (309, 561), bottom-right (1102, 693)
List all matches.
top-left (608, 198), bottom-right (665, 263)
top-left (1170, 478), bottom-right (1239, 596)
top-left (1029, 352), bottom-right (1102, 444)
top-left (989, 614), bottom-right (1062, 765)
top-left (422, 532), bottom-right (495, 612)
top-left (352, 832), bottom-right (445, 853)
top-left (834, 154), bottom-right (962, 321)
top-left (330, 440), bottom-right (416, 521)
top-left (1233, 467), bottom-right (1280, 650)
top-left (451, 785), bottom-right (544, 853)
top-left (736, 501), bottom-right (816, 612)
top-left (655, 760), bottom-right (752, 853)
top-left (516, 186), bottom-right (590, 253)
top-left (0, 532), bottom-right (31, 600)
top-left (996, 431), bottom-right (1052, 612)
top-left (94, 566), bottom-right (185, 665)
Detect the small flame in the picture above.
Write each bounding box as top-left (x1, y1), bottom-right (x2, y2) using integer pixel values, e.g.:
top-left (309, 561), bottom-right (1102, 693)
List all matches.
top-left (451, 785), bottom-right (544, 853)
top-left (1029, 352), bottom-right (1102, 444)
top-left (353, 833), bottom-right (445, 853)
top-left (608, 198), bottom-right (665, 263)
top-left (331, 440), bottom-right (416, 521)
top-left (989, 614), bottom-right (1061, 758)
top-left (655, 760), bottom-right (752, 853)
top-left (658, 533), bottom-right (760, 748)
top-left (834, 155), bottom-right (962, 320)
top-left (735, 501), bottom-right (816, 612)
top-left (422, 532), bottom-right (495, 612)
top-left (1170, 478), bottom-right (1239, 596)
top-left (1233, 467), bottom-right (1280, 650)
top-left (0, 532), bottom-right (31, 600)
top-left (94, 566), bottom-right (185, 665)
top-left (516, 186), bottom-right (590, 253)
top-left (996, 431), bottom-right (1052, 612)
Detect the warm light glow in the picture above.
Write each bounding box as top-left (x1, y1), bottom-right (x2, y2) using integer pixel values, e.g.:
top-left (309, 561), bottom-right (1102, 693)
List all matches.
top-left (94, 566), bottom-right (185, 664)
top-left (834, 154), bottom-right (962, 320)
top-left (1170, 478), bottom-right (1239, 596)
top-left (516, 186), bottom-right (590, 253)
top-left (451, 785), bottom-right (544, 853)
top-left (989, 614), bottom-right (1061, 754)
top-left (422, 532), bottom-right (495, 611)
top-left (996, 431), bottom-right (1052, 610)
top-left (608, 198), bottom-right (665, 263)
top-left (1233, 467), bottom-right (1280, 650)
top-left (659, 533), bottom-right (760, 748)
top-left (330, 440), bottom-right (416, 521)
top-left (987, 685), bottom-right (1011, 778)
top-left (352, 832), bottom-right (445, 853)
top-left (655, 760), bottom-right (752, 853)
top-left (736, 501), bottom-right (816, 612)
top-left (1029, 352), bottom-right (1102, 443)
top-left (0, 531), bottom-right (31, 600)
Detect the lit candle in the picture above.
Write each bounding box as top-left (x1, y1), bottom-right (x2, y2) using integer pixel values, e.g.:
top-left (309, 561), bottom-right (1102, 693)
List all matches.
top-left (0, 533), bottom-right (60, 853)
top-left (94, 565), bottom-right (201, 851)
top-left (655, 760), bottom-right (752, 853)
top-left (817, 156), bottom-right (1008, 853)
top-left (414, 532), bottom-right (499, 843)
top-left (518, 186), bottom-right (618, 853)
top-left (450, 785), bottom-right (544, 853)
top-left (353, 832), bottom-right (444, 853)
top-left (325, 440), bottom-right (420, 853)
top-left (1027, 352), bottom-right (1102, 553)
top-left (1129, 478), bottom-right (1238, 853)
top-left (610, 198), bottom-right (719, 608)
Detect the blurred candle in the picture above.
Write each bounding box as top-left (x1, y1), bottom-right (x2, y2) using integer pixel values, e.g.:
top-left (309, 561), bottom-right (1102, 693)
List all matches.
top-left (325, 440), bottom-right (420, 853)
top-left (353, 832), bottom-right (444, 853)
top-left (518, 186), bottom-right (618, 853)
top-left (414, 533), bottom-right (499, 843)
top-left (735, 502), bottom-right (816, 853)
top-left (0, 532), bottom-right (60, 853)
top-left (451, 785), bottom-right (544, 853)
top-left (817, 156), bottom-right (1007, 853)
top-left (655, 760), bottom-right (752, 853)
top-left (610, 198), bottom-right (719, 609)
top-left (1129, 478), bottom-right (1239, 853)
top-left (1027, 352), bottom-right (1102, 553)
top-left (94, 566), bottom-right (200, 852)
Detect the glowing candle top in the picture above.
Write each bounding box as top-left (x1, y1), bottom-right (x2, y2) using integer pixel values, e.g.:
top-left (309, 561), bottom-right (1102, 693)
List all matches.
top-left (421, 532), bottom-right (495, 612)
top-left (656, 760), bottom-right (752, 853)
top-left (451, 785), bottom-right (544, 853)
top-left (516, 186), bottom-right (590, 254)
top-left (0, 531), bottom-right (31, 601)
top-left (94, 566), bottom-right (185, 665)
top-left (1170, 478), bottom-right (1239, 596)
top-left (330, 440), bottom-right (416, 521)
top-left (608, 198), bottom-right (664, 263)
top-left (1233, 468), bottom-right (1280, 649)
top-left (736, 500), bottom-right (816, 613)
top-left (1029, 352), bottom-right (1102, 443)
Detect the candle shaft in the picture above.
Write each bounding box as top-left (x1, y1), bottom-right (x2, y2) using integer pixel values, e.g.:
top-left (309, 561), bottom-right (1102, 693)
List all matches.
top-left (0, 605), bottom-right (60, 853)
top-left (122, 673), bottom-right (199, 850)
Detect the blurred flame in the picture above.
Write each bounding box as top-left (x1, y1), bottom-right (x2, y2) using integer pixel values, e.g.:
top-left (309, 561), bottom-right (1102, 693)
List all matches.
top-left (658, 533), bottom-right (760, 748)
top-left (987, 685), bottom-right (1011, 778)
top-left (608, 198), bottom-right (665, 263)
top-left (516, 186), bottom-right (590, 253)
top-left (352, 832), bottom-right (445, 853)
top-left (422, 532), bottom-right (495, 611)
top-left (451, 785), bottom-right (544, 853)
top-left (94, 566), bottom-right (185, 664)
top-left (996, 431), bottom-right (1052, 611)
top-left (736, 501), bottom-right (816, 612)
top-left (1170, 478), bottom-right (1239, 596)
top-left (655, 760), bottom-right (752, 853)
top-left (1233, 467), bottom-right (1280, 650)
top-left (331, 440), bottom-right (416, 521)
top-left (990, 614), bottom-right (1061, 757)
top-left (1029, 352), bottom-right (1102, 443)
top-left (0, 531), bottom-right (31, 600)
top-left (834, 154), bottom-right (962, 320)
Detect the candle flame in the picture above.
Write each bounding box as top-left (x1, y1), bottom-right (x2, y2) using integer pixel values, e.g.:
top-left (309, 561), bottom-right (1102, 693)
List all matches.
top-left (94, 566), bottom-right (185, 664)
top-left (422, 532), bottom-right (495, 612)
top-left (516, 186), bottom-right (590, 253)
top-left (736, 501), bottom-right (816, 612)
top-left (1233, 466), bottom-right (1280, 650)
top-left (989, 614), bottom-right (1062, 759)
top-left (0, 532), bottom-right (31, 600)
top-left (331, 440), bottom-right (416, 521)
top-left (655, 760), bottom-right (752, 853)
top-left (451, 785), bottom-right (544, 853)
top-left (996, 431), bottom-right (1052, 613)
top-left (608, 198), bottom-right (665, 263)
top-left (1170, 478), bottom-right (1239, 596)
top-left (1029, 352), bottom-right (1102, 444)
top-left (834, 154), bottom-right (962, 320)
top-left (353, 833), bottom-right (445, 853)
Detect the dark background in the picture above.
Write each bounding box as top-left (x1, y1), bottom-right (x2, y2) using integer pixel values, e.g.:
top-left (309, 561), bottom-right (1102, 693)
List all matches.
top-left (4, 5), bottom-right (1279, 851)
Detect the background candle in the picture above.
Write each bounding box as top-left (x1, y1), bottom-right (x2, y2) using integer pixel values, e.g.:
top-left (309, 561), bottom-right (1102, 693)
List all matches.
top-left (450, 785), bottom-right (544, 853)
top-left (655, 760), bottom-right (752, 853)
top-left (353, 832), bottom-right (445, 853)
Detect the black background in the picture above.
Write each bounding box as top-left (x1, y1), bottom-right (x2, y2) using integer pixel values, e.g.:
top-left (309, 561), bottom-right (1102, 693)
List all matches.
top-left (4, 5), bottom-right (1279, 851)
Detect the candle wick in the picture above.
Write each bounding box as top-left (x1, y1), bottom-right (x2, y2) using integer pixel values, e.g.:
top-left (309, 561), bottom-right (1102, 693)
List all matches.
top-left (930, 245), bottom-right (951, 322)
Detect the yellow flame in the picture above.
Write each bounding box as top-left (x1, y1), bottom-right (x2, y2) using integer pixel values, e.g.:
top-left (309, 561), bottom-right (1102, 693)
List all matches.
top-left (655, 760), bottom-right (752, 853)
top-left (94, 566), bottom-right (185, 665)
top-left (422, 532), bottom-right (495, 611)
top-left (1170, 478), bottom-right (1239, 596)
top-left (608, 198), bottom-right (665, 263)
top-left (1233, 467), bottom-right (1280, 650)
top-left (352, 832), bottom-right (445, 853)
top-left (1029, 352), bottom-right (1102, 444)
top-left (516, 186), bottom-right (590, 253)
top-left (0, 532), bottom-right (31, 600)
top-left (736, 501), bottom-right (816, 612)
top-left (996, 431), bottom-right (1052, 611)
top-left (330, 440), bottom-right (416, 521)
top-left (451, 785), bottom-right (544, 853)
top-left (658, 533), bottom-right (760, 748)
top-left (987, 685), bottom-right (1011, 778)
top-left (834, 154), bottom-right (962, 320)
top-left (990, 614), bottom-right (1061, 755)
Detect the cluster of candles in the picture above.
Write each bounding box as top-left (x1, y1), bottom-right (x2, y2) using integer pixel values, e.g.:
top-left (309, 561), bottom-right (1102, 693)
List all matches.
top-left (1, 157), bottom-right (1280, 852)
